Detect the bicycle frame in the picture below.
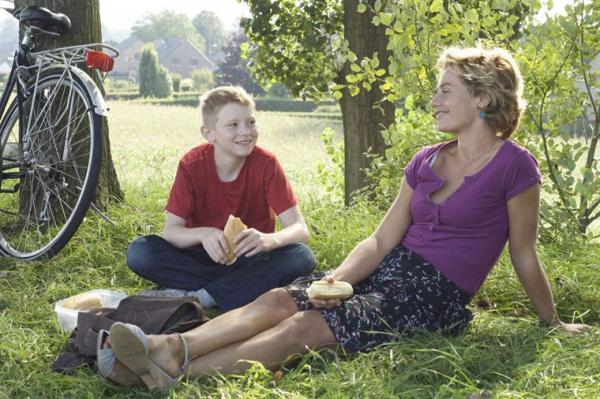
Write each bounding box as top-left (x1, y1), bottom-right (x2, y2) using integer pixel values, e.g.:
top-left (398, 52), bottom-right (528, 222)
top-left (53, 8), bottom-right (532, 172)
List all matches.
top-left (0, 7), bottom-right (119, 259)
top-left (0, 25), bottom-right (118, 190)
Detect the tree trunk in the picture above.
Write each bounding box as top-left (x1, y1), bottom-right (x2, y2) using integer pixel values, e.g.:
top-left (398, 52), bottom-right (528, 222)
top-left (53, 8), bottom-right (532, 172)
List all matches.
top-left (16, 0), bottom-right (123, 208)
top-left (340, 0), bottom-right (394, 205)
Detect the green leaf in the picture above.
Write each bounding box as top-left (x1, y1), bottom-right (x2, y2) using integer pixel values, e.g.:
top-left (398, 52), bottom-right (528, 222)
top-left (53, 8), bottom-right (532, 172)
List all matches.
top-left (380, 12), bottom-right (394, 26)
top-left (350, 63), bottom-right (362, 72)
top-left (374, 0), bottom-right (383, 13)
top-left (333, 90), bottom-right (343, 100)
top-left (346, 74), bottom-right (358, 83)
top-left (465, 9), bottom-right (479, 24)
top-left (357, 3), bottom-right (367, 14)
top-left (240, 42), bottom-right (250, 59)
top-left (429, 0), bottom-right (444, 13)
top-left (375, 68), bottom-right (386, 76)
top-left (350, 85), bottom-right (360, 96)
top-left (363, 81), bottom-right (372, 91)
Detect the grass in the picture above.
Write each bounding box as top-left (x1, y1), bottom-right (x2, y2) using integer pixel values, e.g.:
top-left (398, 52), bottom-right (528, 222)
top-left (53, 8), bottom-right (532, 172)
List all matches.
top-left (108, 101), bottom-right (343, 198)
top-left (0, 103), bottom-right (598, 398)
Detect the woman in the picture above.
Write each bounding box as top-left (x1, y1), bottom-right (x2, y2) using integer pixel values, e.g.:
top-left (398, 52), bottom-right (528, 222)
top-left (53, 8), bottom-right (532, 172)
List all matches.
top-left (101, 47), bottom-right (589, 389)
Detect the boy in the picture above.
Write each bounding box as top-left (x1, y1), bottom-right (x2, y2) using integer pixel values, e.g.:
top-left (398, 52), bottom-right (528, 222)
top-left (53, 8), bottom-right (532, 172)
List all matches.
top-left (126, 86), bottom-right (315, 311)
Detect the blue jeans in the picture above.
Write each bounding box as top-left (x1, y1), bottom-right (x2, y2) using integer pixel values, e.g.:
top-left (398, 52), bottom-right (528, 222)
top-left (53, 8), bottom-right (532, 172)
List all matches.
top-left (126, 235), bottom-right (315, 310)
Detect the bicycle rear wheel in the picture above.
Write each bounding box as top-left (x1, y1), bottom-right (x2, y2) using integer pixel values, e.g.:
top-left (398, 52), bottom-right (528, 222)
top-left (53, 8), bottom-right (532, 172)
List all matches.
top-left (0, 67), bottom-right (102, 260)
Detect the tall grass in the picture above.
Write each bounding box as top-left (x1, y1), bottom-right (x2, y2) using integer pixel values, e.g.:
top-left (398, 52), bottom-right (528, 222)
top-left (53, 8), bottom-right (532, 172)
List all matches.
top-left (0, 103), bottom-right (597, 398)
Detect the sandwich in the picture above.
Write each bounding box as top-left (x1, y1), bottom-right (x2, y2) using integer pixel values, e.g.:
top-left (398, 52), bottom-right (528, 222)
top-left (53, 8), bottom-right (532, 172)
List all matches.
top-left (223, 215), bottom-right (247, 265)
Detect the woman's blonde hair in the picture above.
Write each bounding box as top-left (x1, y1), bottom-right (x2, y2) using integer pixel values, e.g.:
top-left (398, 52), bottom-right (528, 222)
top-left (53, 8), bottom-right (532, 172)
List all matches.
top-left (436, 47), bottom-right (526, 138)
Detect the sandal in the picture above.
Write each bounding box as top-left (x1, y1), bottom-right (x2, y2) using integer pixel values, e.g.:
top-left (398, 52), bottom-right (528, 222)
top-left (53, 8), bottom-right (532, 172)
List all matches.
top-left (96, 329), bottom-right (142, 386)
top-left (109, 322), bottom-right (189, 390)
top-left (96, 329), bottom-right (116, 378)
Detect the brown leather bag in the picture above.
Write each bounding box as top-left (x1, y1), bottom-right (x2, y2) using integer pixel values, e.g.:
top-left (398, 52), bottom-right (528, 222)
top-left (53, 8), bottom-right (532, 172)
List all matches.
top-left (53, 295), bottom-right (209, 374)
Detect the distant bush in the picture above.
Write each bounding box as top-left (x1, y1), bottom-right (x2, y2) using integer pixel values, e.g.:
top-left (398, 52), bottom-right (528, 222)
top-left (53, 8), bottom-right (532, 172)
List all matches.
top-left (313, 104), bottom-right (341, 114)
top-left (191, 68), bottom-right (214, 93)
top-left (106, 92), bottom-right (140, 100)
top-left (266, 83), bottom-right (292, 99)
top-left (137, 96), bottom-right (337, 112)
top-left (139, 43), bottom-right (159, 97)
top-left (171, 73), bottom-right (181, 92)
top-left (155, 66), bottom-right (173, 98)
top-left (180, 78), bottom-right (193, 92)
top-left (255, 98), bottom-right (336, 112)
top-left (105, 79), bottom-right (137, 92)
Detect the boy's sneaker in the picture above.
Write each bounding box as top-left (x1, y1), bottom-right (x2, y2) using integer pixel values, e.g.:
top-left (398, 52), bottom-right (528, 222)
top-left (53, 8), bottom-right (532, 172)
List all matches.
top-left (138, 288), bottom-right (192, 298)
top-left (139, 287), bottom-right (218, 309)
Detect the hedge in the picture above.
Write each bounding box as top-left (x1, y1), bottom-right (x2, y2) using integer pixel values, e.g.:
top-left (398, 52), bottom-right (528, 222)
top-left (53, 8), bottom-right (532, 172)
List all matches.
top-left (106, 94), bottom-right (337, 113)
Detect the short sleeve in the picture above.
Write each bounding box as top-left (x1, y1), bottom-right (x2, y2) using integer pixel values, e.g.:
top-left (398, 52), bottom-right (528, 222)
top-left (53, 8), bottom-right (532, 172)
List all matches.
top-left (504, 150), bottom-right (542, 200)
top-left (403, 147), bottom-right (433, 189)
top-left (265, 157), bottom-right (297, 215)
top-left (165, 161), bottom-right (196, 219)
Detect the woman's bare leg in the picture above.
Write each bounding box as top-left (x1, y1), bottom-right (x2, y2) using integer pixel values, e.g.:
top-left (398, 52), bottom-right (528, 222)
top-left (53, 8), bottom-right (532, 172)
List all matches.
top-left (135, 288), bottom-right (300, 377)
top-left (187, 309), bottom-right (336, 376)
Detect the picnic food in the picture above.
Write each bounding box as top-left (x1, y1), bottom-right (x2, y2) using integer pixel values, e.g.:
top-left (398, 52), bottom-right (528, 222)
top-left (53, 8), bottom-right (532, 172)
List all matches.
top-left (223, 215), bottom-right (247, 265)
top-left (307, 280), bottom-right (353, 300)
top-left (61, 292), bottom-right (103, 310)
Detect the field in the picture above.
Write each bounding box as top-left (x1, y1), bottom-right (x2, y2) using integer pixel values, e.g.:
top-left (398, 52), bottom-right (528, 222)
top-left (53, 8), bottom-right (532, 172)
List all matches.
top-left (109, 101), bottom-right (343, 197)
top-left (0, 102), bottom-right (598, 398)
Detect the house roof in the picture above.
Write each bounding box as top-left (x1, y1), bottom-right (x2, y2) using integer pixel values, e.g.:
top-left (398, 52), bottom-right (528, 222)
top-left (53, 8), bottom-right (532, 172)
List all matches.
top-left (153, 37), bottom-right (215, 69)
top-left (116, 36), bottom-right (144, 52)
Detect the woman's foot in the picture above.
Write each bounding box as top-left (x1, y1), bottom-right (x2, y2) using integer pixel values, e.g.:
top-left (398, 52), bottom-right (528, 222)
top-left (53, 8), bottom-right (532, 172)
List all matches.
top-left (98, 334), bottom-right (142, 386)
top-left (109, 323), bottom-right (189, 390)
top-left (106, 360), bottom-right (143, 386)
top-left (146, 333), bottom-right (188, 379)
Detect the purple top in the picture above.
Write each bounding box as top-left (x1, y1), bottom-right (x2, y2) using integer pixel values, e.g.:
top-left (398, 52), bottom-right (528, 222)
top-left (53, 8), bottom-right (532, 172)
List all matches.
top-left (401, 139), bottom-right (541, 296)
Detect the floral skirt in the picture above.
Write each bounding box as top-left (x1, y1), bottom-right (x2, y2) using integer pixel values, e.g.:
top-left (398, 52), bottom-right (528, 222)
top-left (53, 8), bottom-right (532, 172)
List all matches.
top-left (285, 245), bottom-right (472, 353)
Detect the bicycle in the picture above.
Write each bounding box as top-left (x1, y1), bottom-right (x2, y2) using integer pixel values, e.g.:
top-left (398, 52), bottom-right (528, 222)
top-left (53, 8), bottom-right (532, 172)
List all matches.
top-left (0, 5), bottom-right (118, 260)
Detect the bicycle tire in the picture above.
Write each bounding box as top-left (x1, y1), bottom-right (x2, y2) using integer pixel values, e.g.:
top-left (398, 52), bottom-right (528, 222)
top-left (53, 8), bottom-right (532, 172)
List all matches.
top-left (0, 66), bottom-right (102, 260)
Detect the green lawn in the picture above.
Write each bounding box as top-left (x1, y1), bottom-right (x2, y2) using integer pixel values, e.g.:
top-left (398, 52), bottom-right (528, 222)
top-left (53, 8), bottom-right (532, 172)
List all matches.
top-left (108, 101), bottom-right (343, 197)
top-left (0, 103), bottom-right (598, 398)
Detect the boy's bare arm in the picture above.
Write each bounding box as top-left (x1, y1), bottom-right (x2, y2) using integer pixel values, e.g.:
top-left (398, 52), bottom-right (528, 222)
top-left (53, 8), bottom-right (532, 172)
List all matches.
top-left (162, 212), bottom-right (229, 263)
top-left (234, 205), bottom-right (309, 258)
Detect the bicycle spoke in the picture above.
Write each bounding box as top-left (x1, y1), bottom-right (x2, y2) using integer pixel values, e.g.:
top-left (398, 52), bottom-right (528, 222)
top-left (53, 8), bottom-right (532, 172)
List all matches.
top-left (0, 69), bottom-right (100, 258)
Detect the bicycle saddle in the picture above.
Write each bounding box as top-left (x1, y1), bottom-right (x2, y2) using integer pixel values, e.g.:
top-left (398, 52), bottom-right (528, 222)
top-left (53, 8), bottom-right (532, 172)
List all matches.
top-left (18, 6), bottom-right (71, 34)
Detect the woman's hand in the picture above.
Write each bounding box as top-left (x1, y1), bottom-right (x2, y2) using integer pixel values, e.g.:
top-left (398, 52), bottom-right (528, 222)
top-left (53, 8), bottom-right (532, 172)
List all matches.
top-left (308, 275), bottom-right (342, 309)
top-left (235, 228), bottom-right (276, 258)
top-left (200, 228), bottom-right (228, 264)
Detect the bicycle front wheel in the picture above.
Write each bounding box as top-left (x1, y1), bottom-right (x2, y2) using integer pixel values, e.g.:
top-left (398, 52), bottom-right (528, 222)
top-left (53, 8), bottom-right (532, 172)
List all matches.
top-left (0, 67), bottom-right (102, 260)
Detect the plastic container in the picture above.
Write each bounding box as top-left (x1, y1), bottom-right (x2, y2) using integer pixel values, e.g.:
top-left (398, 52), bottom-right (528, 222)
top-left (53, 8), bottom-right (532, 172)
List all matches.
top-left (54, 289), bottom-right (128, 332)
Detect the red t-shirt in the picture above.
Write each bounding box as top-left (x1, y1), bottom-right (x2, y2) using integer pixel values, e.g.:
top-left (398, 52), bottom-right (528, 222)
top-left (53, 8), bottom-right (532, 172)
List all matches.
top-left (166, 144), bottom-right (297, 233)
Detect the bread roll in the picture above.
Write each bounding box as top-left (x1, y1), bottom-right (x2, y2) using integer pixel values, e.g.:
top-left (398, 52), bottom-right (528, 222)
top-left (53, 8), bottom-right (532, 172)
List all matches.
top-left (61, 292), bottom-right (102, 310)
top-left (307, 280), bottom-right (353, 300)
top-left (223, 215), bottom-right (247, 265)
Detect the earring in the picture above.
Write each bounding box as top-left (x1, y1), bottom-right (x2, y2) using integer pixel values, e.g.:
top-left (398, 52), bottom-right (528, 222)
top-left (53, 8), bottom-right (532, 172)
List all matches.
top-left (479, 110), bottom-right (487, 119)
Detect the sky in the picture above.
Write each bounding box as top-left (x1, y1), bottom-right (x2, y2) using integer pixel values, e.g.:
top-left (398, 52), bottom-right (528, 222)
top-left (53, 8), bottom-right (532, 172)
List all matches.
top-left (99, 0), bottom-right (249, 33)
top-left (0, 0), bottom-right (250, 42)
top-left (0, 0), bottom-right (576, 43)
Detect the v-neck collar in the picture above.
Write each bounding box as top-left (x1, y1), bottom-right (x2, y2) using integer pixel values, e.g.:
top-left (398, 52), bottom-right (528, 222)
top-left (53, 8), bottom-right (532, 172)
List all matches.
top-left (426, 139), bottom-right (507, 205)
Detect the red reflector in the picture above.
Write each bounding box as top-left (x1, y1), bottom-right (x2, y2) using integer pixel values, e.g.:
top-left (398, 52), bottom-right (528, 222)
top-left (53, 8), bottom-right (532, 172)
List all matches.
top-left (85, 50), bottom-right (114, 72)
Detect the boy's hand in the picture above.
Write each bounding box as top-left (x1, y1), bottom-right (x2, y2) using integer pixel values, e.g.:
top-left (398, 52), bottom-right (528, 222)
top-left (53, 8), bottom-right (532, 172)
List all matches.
top-left (200, 228), bottom-right (229, 264)
top-left (234, 228), bottom-right (275, 258)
